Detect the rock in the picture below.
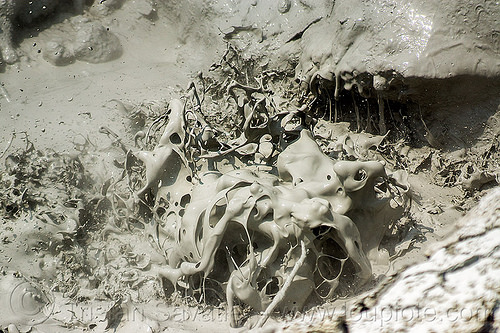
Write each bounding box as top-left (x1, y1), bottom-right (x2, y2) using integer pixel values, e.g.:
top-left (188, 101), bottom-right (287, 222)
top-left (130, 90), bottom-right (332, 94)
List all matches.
top-left (89, 0), bottom-right (123, 16)
top-left (42, 40), bottom-right (76, 66)
top-left (72, 20), bottom-right (122, 64)
top-left (277, 0), bottom-right (291, 14)
top-left (286, 187), bottom-right (500, 332)
top-left (351, 187), bottom-right (499, 332)
top-left (41, 16), bottom-right (123, 66)
top-left (0, 271), bottom-right (54, 328)
top-left (0, 0), bottom-right (83, 64)
top-left (296, 0), bottom-right (500, 104)
top-left (131, 0), bottom-right (155, 18)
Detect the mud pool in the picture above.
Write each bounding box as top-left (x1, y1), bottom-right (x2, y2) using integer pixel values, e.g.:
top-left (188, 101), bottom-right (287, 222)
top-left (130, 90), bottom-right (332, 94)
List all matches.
top-left (0, 1), bottom-right (499, 332)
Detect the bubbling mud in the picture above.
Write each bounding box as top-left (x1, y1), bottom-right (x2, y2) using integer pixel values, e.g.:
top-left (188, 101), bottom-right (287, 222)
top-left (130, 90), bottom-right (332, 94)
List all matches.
top-left (130, 97), bottom-right (409, 327)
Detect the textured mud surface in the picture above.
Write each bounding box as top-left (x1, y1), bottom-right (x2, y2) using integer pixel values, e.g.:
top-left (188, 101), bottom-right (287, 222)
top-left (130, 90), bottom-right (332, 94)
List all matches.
top-left (0, 1), bottom-right (499, 332)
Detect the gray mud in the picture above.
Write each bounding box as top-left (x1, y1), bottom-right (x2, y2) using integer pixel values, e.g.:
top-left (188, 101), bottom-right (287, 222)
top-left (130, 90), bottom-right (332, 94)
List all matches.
top-left (0, 1), bottom-right (499, 332)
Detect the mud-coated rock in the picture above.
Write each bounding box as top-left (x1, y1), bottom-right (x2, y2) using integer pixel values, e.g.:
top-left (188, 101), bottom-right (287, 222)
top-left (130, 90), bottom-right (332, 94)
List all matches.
top-left (348, 188), bottom-right (500, 332)
top-left (296, 0), bottom-right (500, 102)
top-left (42, 40), bottom-right (75, 66)
top-left (72, 20), bottom-right (122, 64)
top-left (42, 18), bottom-right (122, 66)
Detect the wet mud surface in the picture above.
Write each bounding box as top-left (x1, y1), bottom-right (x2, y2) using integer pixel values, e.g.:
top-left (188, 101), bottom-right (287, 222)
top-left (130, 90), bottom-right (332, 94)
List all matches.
top-left (0, 1), bottom-right (499, 332)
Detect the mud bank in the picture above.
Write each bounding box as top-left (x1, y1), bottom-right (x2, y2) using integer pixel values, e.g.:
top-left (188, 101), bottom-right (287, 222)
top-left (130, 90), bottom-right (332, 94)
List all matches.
top-left (295, 0), bottom-right (500, 97)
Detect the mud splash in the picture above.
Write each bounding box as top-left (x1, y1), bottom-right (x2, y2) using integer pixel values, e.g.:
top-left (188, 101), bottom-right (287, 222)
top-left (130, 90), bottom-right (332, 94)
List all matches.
top-left (128, 94), bottom-right (409, 327)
